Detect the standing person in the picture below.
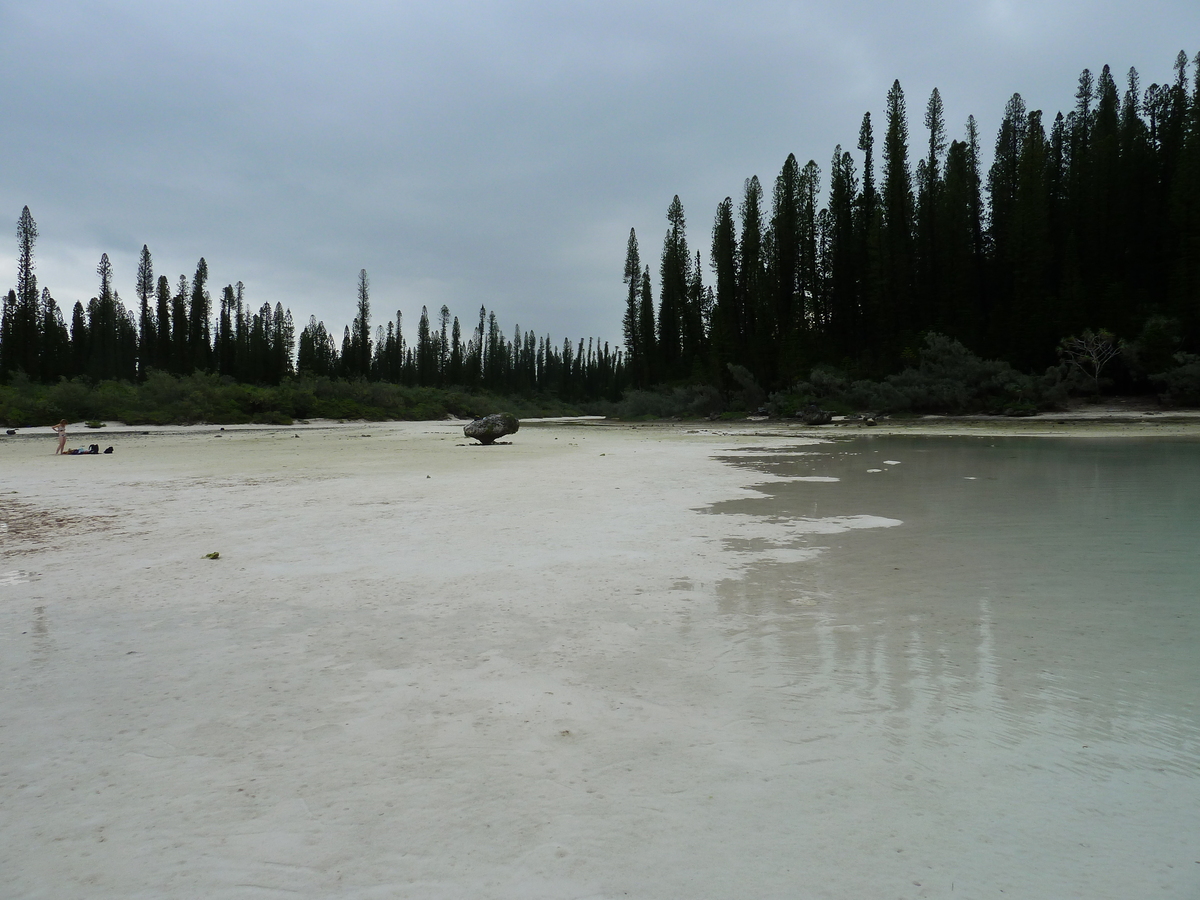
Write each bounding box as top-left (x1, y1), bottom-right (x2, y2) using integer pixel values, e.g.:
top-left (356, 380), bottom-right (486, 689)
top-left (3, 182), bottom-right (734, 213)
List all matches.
top-left (52, 419), bottom-right (68, 455)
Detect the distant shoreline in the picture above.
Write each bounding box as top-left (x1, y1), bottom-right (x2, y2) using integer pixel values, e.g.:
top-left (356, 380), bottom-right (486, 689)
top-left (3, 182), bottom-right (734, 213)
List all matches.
top-left (6, 404), bottom-right (1199, 442)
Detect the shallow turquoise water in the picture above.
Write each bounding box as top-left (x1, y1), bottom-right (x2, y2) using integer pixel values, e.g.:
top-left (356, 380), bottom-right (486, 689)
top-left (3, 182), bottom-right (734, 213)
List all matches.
top-left (707, 435), bottom-right (1200, 897)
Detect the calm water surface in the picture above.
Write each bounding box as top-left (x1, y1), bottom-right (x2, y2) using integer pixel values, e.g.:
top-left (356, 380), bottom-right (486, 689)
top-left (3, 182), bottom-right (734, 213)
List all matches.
top-left (707, 435), bottom-right (1199, 897)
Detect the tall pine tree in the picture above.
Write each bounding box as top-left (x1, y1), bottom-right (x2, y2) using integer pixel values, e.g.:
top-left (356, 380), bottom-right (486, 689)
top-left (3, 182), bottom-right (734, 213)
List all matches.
top-left (136, 245), bottom-right (155, 376)
top-left (880, 80), bottom-right (916, 360)
top-left (657, 196), bottom-right (690, 378)
top-left (622, 228), bottom-right (645, 386)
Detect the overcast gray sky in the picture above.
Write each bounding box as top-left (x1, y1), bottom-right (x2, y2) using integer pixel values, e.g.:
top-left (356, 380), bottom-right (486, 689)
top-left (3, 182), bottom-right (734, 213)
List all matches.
top-left (2, 1), bottom-right (1197, 348)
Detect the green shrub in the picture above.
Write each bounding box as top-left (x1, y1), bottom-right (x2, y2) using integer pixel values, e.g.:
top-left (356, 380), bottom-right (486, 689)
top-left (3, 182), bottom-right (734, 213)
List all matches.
top-left (1153, 353), bottom-right (1200, 405)
top-left (600, 384), bottom-right (724, 419)
top-left (0, 373), bottom-right (585, 427)
top-left (774, 333), bottom-right (1068, 416)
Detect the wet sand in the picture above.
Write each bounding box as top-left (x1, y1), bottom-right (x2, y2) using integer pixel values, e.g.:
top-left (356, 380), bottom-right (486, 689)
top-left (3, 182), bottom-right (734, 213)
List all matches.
top-left (2, 420), bottom-right (1197, 898)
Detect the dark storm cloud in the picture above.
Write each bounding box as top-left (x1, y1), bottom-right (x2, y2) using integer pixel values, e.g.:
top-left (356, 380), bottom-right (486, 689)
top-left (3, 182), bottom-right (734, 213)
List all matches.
top-left (2, 0), bottom-right (1197, 344)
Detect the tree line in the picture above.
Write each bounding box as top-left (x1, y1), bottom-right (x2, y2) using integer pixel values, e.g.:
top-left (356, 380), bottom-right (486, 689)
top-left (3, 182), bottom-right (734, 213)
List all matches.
top-left (0, 225), bottom-right (297, 387)
top-left (296, 269), bottom-right (624, 400)
top-left (624, 50), bottom-right (1200, 391)
top-left (0, 218), bottom-right (626, 401)
top-left (5, 50), bottom-right (1199, 408)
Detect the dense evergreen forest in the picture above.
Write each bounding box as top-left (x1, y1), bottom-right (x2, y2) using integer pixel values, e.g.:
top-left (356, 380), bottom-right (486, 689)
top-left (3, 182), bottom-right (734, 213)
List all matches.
top-left (3, 51), bottom-right (1200, 424)
top-left (627, 51), bottom-right (1200, 393)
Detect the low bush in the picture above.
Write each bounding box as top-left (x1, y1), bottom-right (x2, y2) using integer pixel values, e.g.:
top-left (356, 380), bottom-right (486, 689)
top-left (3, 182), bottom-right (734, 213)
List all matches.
top-left (0, 373), bottom-right (585, 427)
top-left (597, 384), bottom-right (725, 419)
top-left (1152, 353), bottom-right (1200, 405)
top-left (772, 333), bottom-right (1069, 416)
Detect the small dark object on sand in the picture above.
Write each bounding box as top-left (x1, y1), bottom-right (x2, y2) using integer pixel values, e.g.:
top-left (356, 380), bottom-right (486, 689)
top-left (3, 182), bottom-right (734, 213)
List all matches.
top-left (204, 551), bottom-right (220, 560)
top-left (5, 429), bottom-right (15, 435)
top-left (464, 413), bottom-right (519, 445)
top-left (104, 446), bottom-right (113, 454)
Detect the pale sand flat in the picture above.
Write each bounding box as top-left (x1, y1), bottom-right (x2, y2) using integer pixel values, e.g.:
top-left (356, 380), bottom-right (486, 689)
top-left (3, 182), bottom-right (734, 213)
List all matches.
top-left (1, 421), bottom-right (1197, 899)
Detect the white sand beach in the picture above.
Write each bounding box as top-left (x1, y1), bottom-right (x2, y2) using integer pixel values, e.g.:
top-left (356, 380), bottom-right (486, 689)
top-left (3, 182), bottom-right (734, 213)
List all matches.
top-left (2, 420), bottom-right (1198, 899)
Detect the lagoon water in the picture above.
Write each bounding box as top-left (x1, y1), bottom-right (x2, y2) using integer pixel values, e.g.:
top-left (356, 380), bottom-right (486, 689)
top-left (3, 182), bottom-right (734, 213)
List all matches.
top-left (2, 424), bottom-right (1197, 898)
top-left (708, 435), bottom-right (1200, 897)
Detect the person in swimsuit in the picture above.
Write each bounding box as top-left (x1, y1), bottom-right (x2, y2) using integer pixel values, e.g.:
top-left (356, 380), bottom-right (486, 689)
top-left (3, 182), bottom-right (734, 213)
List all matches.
top-left (52, 419), bottom-right (68, 454)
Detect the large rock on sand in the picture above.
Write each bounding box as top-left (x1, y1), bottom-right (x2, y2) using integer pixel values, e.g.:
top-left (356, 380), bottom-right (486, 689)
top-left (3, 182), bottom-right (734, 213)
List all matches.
top-left (464, 413), bottom-right (520, 445)
top-left (797, 405), bottom-right (833, 425)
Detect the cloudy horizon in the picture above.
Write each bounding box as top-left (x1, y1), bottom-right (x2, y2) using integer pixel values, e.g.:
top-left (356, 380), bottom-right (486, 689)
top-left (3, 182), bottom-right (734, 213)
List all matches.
top-left (2, 1), bottom-right (1197, 349)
